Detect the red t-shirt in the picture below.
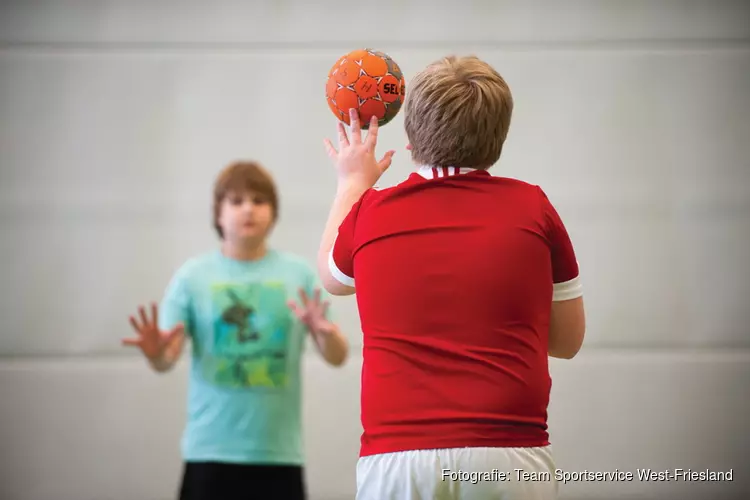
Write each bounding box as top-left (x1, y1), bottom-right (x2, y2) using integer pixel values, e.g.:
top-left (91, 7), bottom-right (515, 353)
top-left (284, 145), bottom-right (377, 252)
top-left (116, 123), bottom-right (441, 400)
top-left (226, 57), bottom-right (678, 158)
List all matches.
top-left (329, 166), bottom-right (582, 458)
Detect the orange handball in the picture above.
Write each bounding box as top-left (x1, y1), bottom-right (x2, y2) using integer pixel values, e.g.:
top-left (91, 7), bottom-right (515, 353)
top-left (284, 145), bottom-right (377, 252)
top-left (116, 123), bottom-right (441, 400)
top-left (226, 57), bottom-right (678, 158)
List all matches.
top-left (326, 48), bottom-right (406, 129)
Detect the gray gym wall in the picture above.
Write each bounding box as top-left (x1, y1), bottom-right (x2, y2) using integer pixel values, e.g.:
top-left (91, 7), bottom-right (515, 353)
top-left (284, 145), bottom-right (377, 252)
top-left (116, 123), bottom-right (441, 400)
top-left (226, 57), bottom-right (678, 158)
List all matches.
top-left (0, 1), bottom-right (749, 499)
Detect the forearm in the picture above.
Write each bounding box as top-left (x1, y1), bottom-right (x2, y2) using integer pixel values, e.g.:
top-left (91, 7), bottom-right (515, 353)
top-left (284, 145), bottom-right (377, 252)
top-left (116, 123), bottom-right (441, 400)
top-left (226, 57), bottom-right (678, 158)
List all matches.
top-left (317, 182), bottom-right (369, 277)
top-left (313, 323), bottom-right (349, 367)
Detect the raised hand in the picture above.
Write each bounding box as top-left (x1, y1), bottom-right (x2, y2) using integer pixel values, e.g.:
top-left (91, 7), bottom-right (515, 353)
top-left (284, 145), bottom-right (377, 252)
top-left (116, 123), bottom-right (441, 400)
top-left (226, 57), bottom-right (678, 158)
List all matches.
top-left (122, 302), bottom-right (184, 361)
top-left (324, 109), bottom-right (396, 189)
top-left (287, 288), bottom-right (333, 337)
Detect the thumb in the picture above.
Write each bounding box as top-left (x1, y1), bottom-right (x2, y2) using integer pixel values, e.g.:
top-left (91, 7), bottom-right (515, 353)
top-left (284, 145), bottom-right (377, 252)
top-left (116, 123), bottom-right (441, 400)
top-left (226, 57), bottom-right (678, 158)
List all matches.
top-left (378, 150), bottom-right (396, 173)
top-left (165, 323), bottom-right (184, 343)
top-left (287, 300), bottom-right (303, 319)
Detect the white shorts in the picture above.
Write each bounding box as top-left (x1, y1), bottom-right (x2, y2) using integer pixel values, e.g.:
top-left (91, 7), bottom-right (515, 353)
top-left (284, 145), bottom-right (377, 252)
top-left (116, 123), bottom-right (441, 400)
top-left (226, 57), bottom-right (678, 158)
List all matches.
top-left (356, 446), bottom-right (559, 500)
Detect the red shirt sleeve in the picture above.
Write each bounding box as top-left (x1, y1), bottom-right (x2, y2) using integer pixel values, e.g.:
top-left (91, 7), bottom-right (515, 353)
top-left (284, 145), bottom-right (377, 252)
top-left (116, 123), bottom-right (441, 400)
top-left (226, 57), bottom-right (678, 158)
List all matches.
top-left (538, 187), bottom-right (583, 301)
top-left (328, 194), bottom-right (366, 287)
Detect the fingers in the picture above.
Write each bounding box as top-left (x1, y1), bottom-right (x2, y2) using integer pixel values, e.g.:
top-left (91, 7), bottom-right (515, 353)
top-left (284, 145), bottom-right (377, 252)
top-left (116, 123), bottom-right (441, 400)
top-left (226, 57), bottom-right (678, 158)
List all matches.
top-left (151, 302), bottom-right (159, 328)
top-left (138, 305), bottom-right (149, 327)
top-left (349, 108), bottom-right (362, 144)
top-left (337, 122), bottom-right (349, 148)
top-left (320, 301), bottom-right (330, 318)
top-left (298, 287), bottom-right (310, 306)
top-left (365, 115), bottom-right (379, 150)
top-left (166, 323), bottom-right (184, 342)
top-left (324, 138), bottom-right (338, 159)
top-left (287, 299), bottom-right (303, 318)
top-left (130, 302), bottom-right (158, 335)
top-left (129, 315), bottom-right (141, 333)
top-left (378, 150), bottom-right (396, 173)
top-left (121, 337), bottom-right (141, 347)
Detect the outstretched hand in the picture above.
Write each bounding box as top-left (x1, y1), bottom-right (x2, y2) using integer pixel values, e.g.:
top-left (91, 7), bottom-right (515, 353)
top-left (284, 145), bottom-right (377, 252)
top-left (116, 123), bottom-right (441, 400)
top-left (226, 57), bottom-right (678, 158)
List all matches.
top-left (287, 288), bottom-right (333, 337)
top-left (122, 303), bottom-right (184, 361)
top-left (324, 109), bottom-right (396, 189)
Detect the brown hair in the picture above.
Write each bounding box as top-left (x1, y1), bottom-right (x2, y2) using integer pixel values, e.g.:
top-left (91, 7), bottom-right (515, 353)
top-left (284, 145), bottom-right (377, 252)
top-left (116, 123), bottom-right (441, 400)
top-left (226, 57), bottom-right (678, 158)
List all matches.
top-left (212, 160), bottom-right (279, 238)
top-left (404, 55), bottom-right (514, 170)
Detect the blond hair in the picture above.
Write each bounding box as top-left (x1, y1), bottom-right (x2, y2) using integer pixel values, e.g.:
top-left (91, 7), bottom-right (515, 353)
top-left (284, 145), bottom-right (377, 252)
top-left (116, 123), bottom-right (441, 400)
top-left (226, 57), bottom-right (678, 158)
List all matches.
top-left (213, 160), bottom-right (279, 238)
top-left (404, 55), bottom-right (513, 170)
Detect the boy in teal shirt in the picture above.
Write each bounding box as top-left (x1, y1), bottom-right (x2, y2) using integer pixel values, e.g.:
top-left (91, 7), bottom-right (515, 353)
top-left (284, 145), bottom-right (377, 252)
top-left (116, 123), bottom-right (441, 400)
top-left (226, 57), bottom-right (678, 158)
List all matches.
top-left (122, 161), bottom-right (349, 500)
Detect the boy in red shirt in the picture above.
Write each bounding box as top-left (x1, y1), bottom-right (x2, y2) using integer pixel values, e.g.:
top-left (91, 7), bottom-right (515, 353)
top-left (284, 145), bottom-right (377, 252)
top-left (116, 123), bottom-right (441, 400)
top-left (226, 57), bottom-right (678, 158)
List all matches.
top-left (318, 56), bottom-right (586, 499)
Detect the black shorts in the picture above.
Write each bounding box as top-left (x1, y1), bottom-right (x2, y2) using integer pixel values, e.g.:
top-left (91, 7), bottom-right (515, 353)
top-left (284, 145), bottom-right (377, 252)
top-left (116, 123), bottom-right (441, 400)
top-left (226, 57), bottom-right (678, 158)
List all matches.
top-left (178, 461), bottom-right (306, 500)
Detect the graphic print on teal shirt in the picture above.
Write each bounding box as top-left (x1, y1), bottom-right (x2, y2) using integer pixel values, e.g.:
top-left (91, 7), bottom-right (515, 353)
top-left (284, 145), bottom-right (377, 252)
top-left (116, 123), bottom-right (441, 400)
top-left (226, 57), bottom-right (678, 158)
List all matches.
top-left (202, 280), bottom-right (293, 389)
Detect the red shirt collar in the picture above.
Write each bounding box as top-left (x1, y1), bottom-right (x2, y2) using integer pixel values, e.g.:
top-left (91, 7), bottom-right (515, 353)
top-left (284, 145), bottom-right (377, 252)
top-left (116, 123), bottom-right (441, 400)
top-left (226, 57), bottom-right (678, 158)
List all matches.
top-left (414, 165), bottom-right (491, 179)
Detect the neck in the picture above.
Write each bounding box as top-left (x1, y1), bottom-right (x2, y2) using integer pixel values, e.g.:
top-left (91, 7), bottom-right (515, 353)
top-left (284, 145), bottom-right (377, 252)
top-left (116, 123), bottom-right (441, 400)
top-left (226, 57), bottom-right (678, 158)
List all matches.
top-left (221, 239), bottom-right (268, 261)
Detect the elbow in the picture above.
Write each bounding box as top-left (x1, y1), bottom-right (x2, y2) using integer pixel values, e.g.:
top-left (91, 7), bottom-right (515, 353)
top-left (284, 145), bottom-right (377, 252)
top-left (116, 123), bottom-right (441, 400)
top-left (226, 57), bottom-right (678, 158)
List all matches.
top-left (319, 277), bottom-right (345, 296)
top-left (323, 335), bottom-right (350, 367)
top-left (548, 296), bottom-right (586, 360)
top-left (320, 278), bottom-right (341, 296)
top-left (318, 251), bottom-right (355, 296)
top-left (328, 353), bottom-right (348, 367)
top-left (549, 344), bottom-right (582, 360)
top-left (320, 272), bottom-right (356, 297)
top-left (548, 327), bottom-right (585, 359)
top-left (316, 260), bottom-right (343, 296)
top-left (328, 285), bottom-right (355, 297)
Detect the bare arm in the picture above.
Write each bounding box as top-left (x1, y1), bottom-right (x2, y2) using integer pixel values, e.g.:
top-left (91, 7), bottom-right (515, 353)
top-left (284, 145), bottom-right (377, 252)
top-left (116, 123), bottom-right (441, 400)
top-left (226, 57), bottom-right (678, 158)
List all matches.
top-left (288, 287), bottom-right (350, 367)
top-left (548, 296), bottom-right (586, 359)
top-left (537, 186), bottom-right (585, 360)
top-left (311, 322), bottom-right (349, 367)
top-left (318, 111), bottom-right (395, 296)
top-left (317, 182), bottom-right (366, 297)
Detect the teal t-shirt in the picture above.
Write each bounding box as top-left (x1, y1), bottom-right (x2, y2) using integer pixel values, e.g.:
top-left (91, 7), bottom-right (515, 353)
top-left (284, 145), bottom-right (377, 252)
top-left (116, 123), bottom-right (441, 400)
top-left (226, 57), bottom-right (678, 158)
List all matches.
top-left (158, 248), bottom-right (330, 465)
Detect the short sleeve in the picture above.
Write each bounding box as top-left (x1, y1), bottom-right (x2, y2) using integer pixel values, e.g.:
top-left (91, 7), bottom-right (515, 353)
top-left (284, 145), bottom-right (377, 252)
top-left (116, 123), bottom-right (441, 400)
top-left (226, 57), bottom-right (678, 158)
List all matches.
top-left (159, 263), bottom-right (194, 336)
top-left (538, 187), bottom-right (583, 301)
top-left (328, 194), bottom-right (366, 287)
top-left (304, 263), bottom-right (335, 323)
